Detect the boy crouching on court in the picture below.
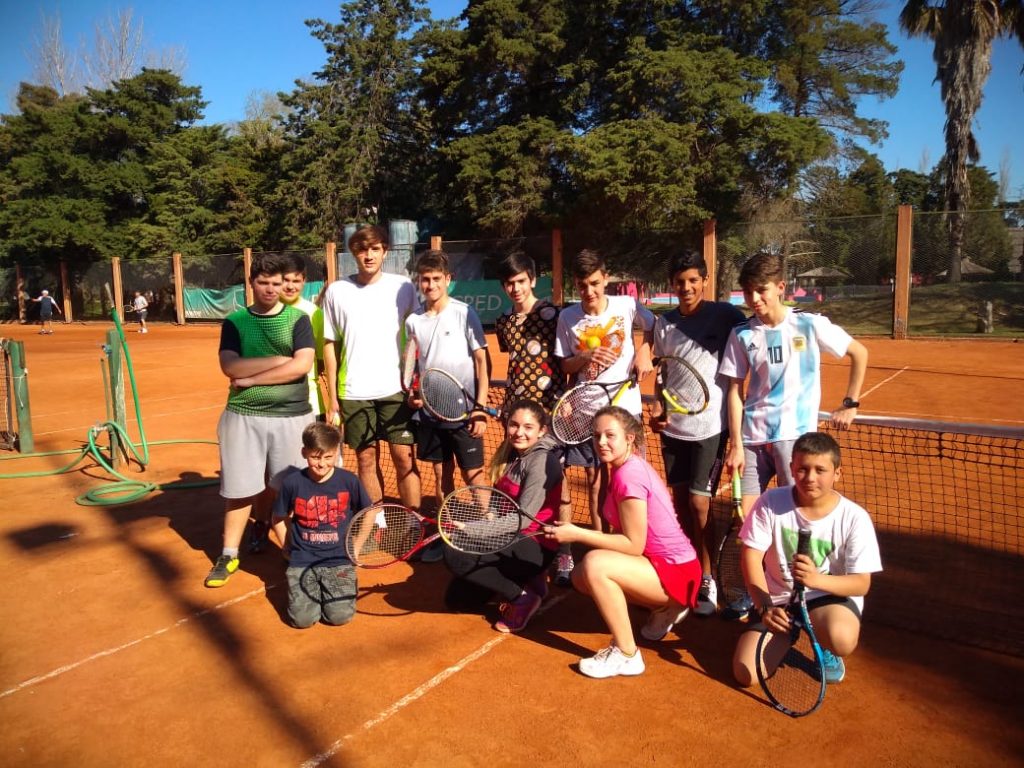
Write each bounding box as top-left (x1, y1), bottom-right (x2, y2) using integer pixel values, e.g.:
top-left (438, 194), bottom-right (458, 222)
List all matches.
top-left (272, 422), bottom-right (371, 628)
top-left (732, 432), bottom-right (881, 687)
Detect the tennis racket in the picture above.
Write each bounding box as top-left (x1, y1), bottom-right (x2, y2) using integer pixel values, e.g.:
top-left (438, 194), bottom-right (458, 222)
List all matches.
top-left (345, 503), bottom-right (442, 568)
top-left (756, 528), bottom-right (827, 717)
top-left (653, 355), bottom-right (710, 416)
top-left (420, 368), bottom-right (498, 421)
top-left (714, 470), bottom-right (746, 613)
top-left (437, 485), bottom-right (548, 555)
top-left (550, 375), bottom-right (637, 444)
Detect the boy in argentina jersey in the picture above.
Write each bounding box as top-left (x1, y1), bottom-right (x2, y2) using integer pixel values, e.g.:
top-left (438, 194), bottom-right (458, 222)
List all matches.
top-left (718, 252), bottom-right (867, 620)
top-left (205, 253), bottom-right (316, 589)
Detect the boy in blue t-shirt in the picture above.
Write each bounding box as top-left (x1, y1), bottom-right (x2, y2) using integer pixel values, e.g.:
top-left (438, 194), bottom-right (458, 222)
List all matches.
top-left (272, 422), bottom-right (370, 628)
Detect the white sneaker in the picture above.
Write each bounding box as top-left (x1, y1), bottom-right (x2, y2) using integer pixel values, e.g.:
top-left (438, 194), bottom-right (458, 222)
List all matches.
top-left (640, 603), bottom-right (690, 641)
top-left (694, 576), bottom-right (718, 617)
top-left (579, 645), bottom-right (645, 679)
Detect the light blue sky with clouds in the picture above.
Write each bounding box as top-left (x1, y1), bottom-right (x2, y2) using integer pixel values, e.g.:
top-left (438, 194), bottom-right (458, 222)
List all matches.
top-left (1, 1), bottom-right (1022, 198)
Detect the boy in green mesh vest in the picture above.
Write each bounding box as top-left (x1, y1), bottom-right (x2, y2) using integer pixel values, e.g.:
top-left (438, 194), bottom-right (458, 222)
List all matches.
top-left (205, 253), bottom-right (316, 587)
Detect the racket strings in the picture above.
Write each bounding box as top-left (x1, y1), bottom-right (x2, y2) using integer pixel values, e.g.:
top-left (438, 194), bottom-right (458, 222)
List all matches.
top-left (421, 372), bottom-right (467, 420)
top-left (762, 621), bottom-right (826, 716)
top-left (439, 488), bottom-right (522, 554)
top-left (552, 386), bottom-right (611, 444)
top-left (348, 505), bottom-right (423, 566)
top-left (662, 364), bottom-right (708, 412)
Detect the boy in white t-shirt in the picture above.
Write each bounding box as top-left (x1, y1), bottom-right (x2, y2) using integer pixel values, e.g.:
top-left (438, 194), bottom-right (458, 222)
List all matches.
top-left (321, 226), bottom-right (421, 516)
top-left (732, 431), bottom-right (882, 687)
top-left (554, 249), bottom-right (654, 530)
top-left (719, 251), bottom-right (868, 620)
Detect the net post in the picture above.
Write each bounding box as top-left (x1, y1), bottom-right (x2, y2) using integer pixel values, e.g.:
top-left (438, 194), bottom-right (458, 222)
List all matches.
top-left (243, 248), bottom-right (253, 306)
top-left (702, 219), bottom-right (717, 301)
top-left (8, 340), bottom-right (33, 453)
top-left (551, 228), bottom-right (564, 306)
top-left (111, 257), bottom-right (125, 320)
top-left (893, 204), bottom-right (912, 340)
top-left (105, 329), bottom-right (127, 469)
top-left (172, 252), bottom-right (185, 325)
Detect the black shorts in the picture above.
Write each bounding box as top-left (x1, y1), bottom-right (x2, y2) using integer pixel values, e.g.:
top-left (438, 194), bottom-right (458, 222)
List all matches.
top-left (416, 420), bottom-right (484, 469)
top-left (660, 432), bottom-right (726, 496)
top-left (749, 595), bottom-right (861, 631)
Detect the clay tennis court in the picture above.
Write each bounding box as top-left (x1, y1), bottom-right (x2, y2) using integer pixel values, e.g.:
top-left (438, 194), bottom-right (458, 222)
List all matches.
top-left (1, 322), bottom-right (1022, 766)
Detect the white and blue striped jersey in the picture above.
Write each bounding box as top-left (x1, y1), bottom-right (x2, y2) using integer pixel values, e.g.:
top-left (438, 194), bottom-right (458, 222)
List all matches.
top-left (719, 308), bottom-right (852, 445)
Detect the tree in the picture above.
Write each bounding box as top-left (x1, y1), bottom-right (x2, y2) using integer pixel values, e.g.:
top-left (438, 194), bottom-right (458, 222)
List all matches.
top-left (900, 0), bottom-right (1024, 281)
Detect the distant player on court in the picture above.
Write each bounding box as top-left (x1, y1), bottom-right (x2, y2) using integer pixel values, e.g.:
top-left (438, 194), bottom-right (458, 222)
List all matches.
top-left (130, 291), bottom-right (149, 333)
top-left (719, 251), bottom-right (868, 619)
top-left (271, 422), bottom-right (370, 628)
top-left (732, 431), bottom-right (882, 686)
top-left (555, 249), bottom-right (654, 532)
top-left (31, 290), bottom-right (61, 334)
top-left (205, 253), bottom-right (315, 588)
top-left (650, 251), bottom-right (745, 616)
top-left (321, 226), bottom-right (421, 516)
top-left (495, 252), bottom-right (573, 584)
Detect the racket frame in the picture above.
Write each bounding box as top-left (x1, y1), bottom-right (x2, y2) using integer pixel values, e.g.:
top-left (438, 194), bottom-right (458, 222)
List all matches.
top-left (755, 529), bottom-right (827, 717)
top-left (713, 470), bottom-right (746, 610)
top-left (652, 355), bottom-right (710, 416)
top-left (344, 502), bottom-right (440, 568)
top-left (550, 375), bottom-right (636, 445)
top-left (419, 368), bottom-right (498, 422)
top-left (436, 485), bottom-right (548, 555)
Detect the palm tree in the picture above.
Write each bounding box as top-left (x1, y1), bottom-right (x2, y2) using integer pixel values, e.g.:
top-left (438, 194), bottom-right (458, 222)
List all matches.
top-left (899, 1), bottom-right (1023, 282)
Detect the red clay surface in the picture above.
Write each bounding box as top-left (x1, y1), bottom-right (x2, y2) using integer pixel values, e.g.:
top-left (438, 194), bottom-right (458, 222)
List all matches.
top-left (0, 321), bottom-right (1022, 767)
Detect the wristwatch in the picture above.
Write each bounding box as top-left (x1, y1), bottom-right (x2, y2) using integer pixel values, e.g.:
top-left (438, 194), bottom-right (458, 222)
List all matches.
top-left (842, 397), bottom-right (860, 409)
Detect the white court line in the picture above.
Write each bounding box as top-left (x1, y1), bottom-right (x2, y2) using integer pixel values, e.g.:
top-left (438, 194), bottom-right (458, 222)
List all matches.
top-left (860, 366), bottom-right (908, 399)
top-left (299, 591), bottom-right (570, 768)
top-left (0, 585), bottom-right (274, 700)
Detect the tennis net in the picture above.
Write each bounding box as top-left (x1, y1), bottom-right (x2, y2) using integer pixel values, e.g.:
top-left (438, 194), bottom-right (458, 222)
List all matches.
top-left (373, 384), bottom-right (1023, 657)
top-left (0, 339), bottom-right (29, 451)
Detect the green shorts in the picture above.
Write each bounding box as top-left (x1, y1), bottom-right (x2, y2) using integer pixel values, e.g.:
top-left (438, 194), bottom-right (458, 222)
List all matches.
top-left (340, 392), bottom-right (416, 450)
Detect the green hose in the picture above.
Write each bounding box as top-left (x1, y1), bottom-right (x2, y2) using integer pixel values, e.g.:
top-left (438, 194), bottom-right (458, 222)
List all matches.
top-left (0, 303), bottom-right (219, 505)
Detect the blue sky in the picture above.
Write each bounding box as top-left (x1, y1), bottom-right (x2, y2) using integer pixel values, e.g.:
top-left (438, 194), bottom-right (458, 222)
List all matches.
top-left (1, 1), bottom-right (1022, 198)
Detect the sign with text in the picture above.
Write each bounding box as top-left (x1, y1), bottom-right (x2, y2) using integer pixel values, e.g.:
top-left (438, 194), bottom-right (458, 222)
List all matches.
top-left (448, 277), bottom-right (553, 324)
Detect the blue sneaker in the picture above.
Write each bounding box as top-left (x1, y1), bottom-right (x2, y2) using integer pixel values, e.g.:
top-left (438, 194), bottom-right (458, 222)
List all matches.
top-left (821, 649), bottom-right (846, 684)
top-left (721, 591), bottom-right (754, 621)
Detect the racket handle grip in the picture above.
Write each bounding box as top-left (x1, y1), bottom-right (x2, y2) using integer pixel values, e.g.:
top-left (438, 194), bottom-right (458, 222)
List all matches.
top-left (797, 528), bottom-right (812, 556)
top-left (731, 470), bottom-right (742, 500)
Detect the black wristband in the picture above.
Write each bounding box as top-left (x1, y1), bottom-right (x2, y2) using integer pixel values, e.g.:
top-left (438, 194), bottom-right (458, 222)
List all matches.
top-left (842, 397), bottom-right (860, 409)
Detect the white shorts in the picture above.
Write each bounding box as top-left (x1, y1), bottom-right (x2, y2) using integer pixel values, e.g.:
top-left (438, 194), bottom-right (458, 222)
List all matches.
top-left (217, 410), bottom-right (314, 499)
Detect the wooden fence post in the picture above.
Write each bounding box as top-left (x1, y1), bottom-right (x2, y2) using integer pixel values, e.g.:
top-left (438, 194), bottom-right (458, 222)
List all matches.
top-left (172, 252), bottom-right (185, 325)
top-left (893, 205), bottom-right (913, 340)
top-left (15, 264), bottom-right (26, 323)
top-left (325, 242), bottom-right (337, 284)
top-left (111, 257), bottom-right (124, 319)
top-left (59, 260), bottom-right (73, 322)
top-left (551, 228), bottom-right (564, 306)
top-left (243, 248), bottom-right (253, 306)
top-left (430, 236), bottom-right (442, 251)
top-left (702, 219), bottom-right (717, 301)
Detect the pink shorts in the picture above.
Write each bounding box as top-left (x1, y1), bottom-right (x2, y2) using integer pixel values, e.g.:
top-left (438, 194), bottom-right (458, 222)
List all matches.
top-left (647, 555), bottom-right (702, 608)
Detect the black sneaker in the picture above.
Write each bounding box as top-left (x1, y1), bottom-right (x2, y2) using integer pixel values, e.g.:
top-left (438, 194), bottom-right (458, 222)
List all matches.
top-left (248, 520), bottom-right (269, 554)
top-left (204, 555), bottom-right (240, 588)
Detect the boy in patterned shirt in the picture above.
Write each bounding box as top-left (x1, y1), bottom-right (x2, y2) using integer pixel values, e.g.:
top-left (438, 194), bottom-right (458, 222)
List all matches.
top-left (205, 253), bottom-right (316, 588)
top-left (495, 252), bottom-right (573, 583)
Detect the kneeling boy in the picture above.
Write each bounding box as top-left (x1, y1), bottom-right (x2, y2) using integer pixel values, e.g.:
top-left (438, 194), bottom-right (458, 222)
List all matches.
top-left (732, 431), bottom-right (881, 686)
top-left (272, 422), bottom-right (371, 628)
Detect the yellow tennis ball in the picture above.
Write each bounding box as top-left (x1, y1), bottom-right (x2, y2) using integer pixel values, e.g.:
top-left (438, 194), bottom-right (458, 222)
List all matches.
top-left (586, 336), bottom-right (600, 349)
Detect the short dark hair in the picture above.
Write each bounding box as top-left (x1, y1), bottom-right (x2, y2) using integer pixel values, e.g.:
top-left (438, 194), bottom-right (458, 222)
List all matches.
top-left (506, 398), bottom-right (549, 428)
top-left (792, 431), bottom-right (841, 468)
top-left (415, 249), bottom-right (450, 276)
top-left (283, 253), bottom-right (306, 276)
top-left (302, 421), bottom-right (343, 453)
top-left (739, 252), bottom-right (785, 288)
top-left (498, 252), bottom-right (536, 282)
top-left (572, 249), bottom-right (606, 279)
top-left (249, 253), bottom-right (291, 282)
top-left (348, 225), bottom-right (388, 254)
top-left (669, 250), bottom-right (707, 281)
